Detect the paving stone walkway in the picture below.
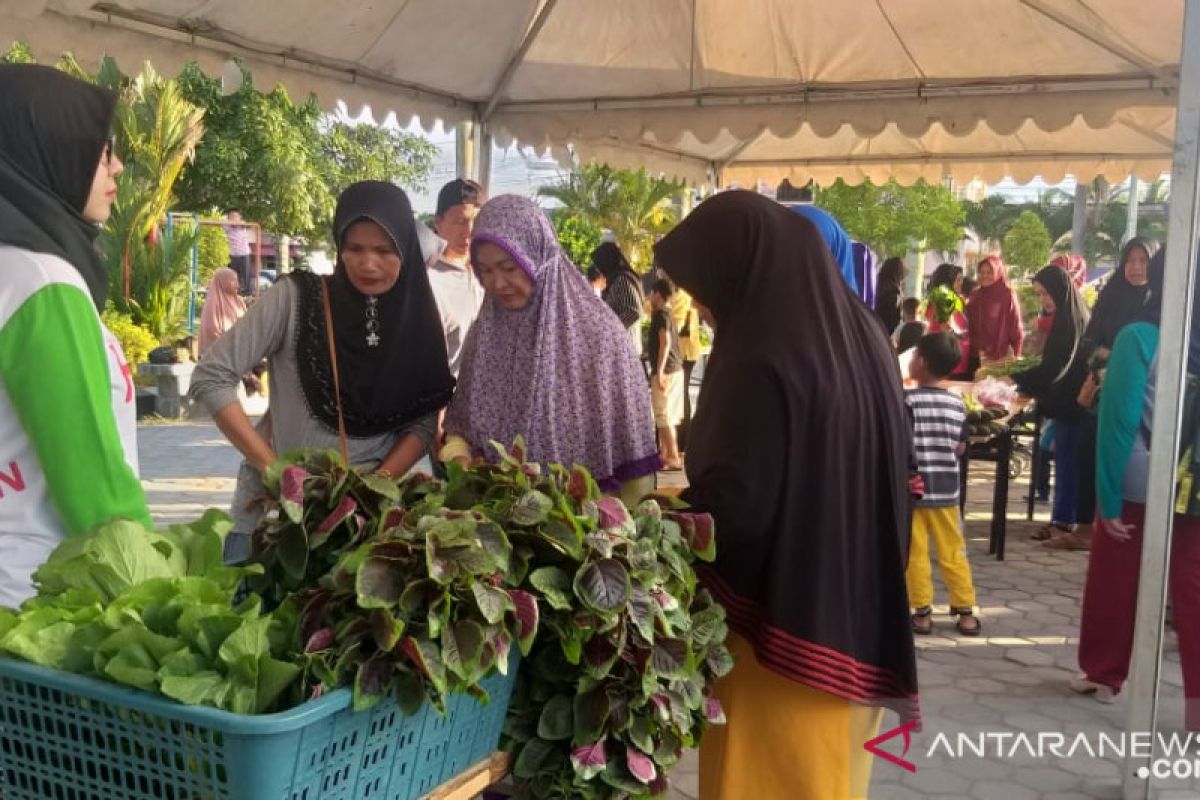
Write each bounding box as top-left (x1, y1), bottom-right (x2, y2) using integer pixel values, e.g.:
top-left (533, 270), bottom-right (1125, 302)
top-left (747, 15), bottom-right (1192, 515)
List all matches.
top-left (138, 422), bottom-right (1198, 799)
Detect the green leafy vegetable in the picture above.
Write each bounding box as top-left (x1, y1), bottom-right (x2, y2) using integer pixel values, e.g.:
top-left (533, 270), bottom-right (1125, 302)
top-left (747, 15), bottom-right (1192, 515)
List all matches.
top-left (0, 514), bottom-right (297, 714)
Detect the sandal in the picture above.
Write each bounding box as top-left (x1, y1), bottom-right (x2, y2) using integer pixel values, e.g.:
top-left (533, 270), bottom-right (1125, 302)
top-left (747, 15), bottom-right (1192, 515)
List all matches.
top-left (1031, 522), bottom-right (1073, 541)
top-left (953, 607), bottom-right (981, 637)
top-left (911, 606), bottom-right (933, 635)
top-left (1043, 529), bottom-right (1091, 550)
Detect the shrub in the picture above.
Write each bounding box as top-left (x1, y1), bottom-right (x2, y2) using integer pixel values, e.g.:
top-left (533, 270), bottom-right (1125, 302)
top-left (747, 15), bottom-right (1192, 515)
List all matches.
top-left (101, 307), bottom-right (160, 365)
top-left (551, 211), bottom-right (603, 271)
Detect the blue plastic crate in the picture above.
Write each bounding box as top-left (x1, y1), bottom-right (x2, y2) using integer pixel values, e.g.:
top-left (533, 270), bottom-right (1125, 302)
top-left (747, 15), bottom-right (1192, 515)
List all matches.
top-left (0, 655), bottom-right (518, 800)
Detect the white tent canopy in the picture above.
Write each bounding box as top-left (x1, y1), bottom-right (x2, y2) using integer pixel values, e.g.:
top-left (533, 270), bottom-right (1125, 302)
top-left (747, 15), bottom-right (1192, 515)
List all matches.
top-left (3, 0), bottom-right (1183, 185)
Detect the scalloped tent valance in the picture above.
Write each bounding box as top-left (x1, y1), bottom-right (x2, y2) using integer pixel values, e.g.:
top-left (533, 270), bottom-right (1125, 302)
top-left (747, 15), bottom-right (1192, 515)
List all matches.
top-left (4, 0), bottom-right (1183, 185)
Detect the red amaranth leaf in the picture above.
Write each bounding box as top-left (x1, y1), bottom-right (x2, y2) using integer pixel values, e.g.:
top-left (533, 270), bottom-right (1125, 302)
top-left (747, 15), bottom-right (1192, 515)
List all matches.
top-left (506, 589), bottom-right (540, 655)
top-left (626, 745), bottom-right (658, 784)
top-left (304, 627), bottom-right (334, 653)
top-left (310, 495), bottom-right (358, 548)
top-left (570, 740), bottom-right (607, 780)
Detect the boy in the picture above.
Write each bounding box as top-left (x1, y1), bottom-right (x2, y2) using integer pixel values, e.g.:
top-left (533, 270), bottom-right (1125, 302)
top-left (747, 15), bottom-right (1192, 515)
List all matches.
top-left (648, 279), bottom-right (684, 470)
top-left (906, 332), bottom-right (981, 636)
top-left (894, 297), bottom-right (927, 353)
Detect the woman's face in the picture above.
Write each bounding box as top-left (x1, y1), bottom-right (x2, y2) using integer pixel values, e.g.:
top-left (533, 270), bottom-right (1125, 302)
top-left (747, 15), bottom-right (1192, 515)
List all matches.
top-left (341, 220), bottom-right (402, 296)
top-left (978, 263), bottom-right (996, 287)
top-left (82, 139), bottom-right (123, 224)
top-left (475, 241), bottom-right (533, 310)
top-left (1125, 246), bottom-right (1150, 286)
top-left (1034, 280), bottom-right (1056, 314)
top-left (217, 268), bottom-right (240, 295)
top-left (953, 274), bottom-right (964, 294)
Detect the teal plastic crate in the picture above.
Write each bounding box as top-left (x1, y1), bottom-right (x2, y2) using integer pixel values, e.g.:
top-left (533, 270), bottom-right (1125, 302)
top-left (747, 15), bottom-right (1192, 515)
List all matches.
top-left (0, 655), bottom-right (518, 800)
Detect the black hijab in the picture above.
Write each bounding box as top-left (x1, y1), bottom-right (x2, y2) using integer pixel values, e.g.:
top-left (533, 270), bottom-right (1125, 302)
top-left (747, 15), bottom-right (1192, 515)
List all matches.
top-left (654, 191), bottom-right (919, 721)
top-left (0, 65), bottom-right (117, 309)
top-left (875, 256), bottom-right (906, 332)
top-left (1014, 264), bottom-right (1090, 417)
top-left (1086, 237), bottom-right (1159, 350)
top-left (293, 181), bottom-right (455, 438)
top-left (1143, 247), bottom-right (1167, 326)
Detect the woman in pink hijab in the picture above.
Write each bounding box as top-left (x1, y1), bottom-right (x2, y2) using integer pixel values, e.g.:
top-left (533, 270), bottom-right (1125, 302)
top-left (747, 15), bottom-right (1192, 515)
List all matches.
top-left (965, 255), bottom-right (1024, 367)
top-left (198, 267), bottom-right (246, 355)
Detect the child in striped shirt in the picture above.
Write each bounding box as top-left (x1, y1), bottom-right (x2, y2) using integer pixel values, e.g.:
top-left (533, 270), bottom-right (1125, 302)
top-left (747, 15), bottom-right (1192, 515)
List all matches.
top-left (906, 331), bottom-right (981, 637)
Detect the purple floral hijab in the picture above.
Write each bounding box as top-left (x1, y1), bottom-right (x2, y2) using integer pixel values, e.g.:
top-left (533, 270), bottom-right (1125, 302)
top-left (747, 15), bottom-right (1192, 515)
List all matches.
top-left (444, 195), bottom-right (660, 489)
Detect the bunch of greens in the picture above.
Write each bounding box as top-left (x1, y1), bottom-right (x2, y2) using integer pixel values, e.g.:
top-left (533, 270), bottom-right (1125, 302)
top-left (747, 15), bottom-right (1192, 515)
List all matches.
top-left (976, 354), bottom-right (1041, 378)
top-left (926, 284), bottom-right (964, 323)
top-left (247, 442), bottom-right (729, 799)
top-left (247, 451), bottom-right (529, 713)
top-left (427, 442), bottom-right (731, 800)
top-left (0, 512), bottom-right (300, 714)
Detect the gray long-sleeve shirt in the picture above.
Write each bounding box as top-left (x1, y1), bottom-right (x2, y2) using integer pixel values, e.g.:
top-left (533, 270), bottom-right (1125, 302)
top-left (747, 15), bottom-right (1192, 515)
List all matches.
top-left (190, 277), bottom-right (436, 531)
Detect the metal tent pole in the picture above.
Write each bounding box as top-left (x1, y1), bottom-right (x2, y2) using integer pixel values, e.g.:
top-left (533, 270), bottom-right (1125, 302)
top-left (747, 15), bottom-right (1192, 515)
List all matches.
top-left (478, 125), bottom-right (494, 191)
top-left (1072, 182), bottom-right (1088, 256)
top-left (456, 120), bottom-right (476, 180)
top-left (1125, 175), bottom-right (1141, 246)
top-left (1122, 0), bottom-right (1200, 795)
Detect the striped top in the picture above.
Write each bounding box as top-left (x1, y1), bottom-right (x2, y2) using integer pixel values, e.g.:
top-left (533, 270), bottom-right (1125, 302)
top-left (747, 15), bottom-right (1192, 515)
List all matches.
top-left (224, 223), bottom-right (252, 257)
top-left (602, 272), bottom-right (644, 330)
top-left (906, 386), bottom-right (968, 508)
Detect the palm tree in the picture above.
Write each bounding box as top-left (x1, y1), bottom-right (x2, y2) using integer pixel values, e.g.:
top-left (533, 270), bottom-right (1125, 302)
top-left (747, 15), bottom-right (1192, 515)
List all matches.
top-left (1032, 188), bottom-right (1076, 242)
top-left (96, 63), bottom-right (206, 331)
top-left (540, 164), bottom-right (682, 271)
top-left (538, 163), bottom-right (622, 223)
top-left (961, 196), bottom-right (1018, 253)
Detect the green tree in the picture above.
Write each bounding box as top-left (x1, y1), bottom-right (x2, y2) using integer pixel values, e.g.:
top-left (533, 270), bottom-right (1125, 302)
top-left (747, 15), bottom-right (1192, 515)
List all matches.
top-left (961, 195), bottom-right (1019, 252)
top-left (318, 120), bottom-right (437, 197)
top-left (1002, 211), bottom-right (1053, 276)
top-left (539, 164), bottom-right (682, 271)
top-left (1028, 188), bottom-right (1076, 243)
top-left (814, 179), bottom-right (964, 257)
top-left (174, 62), bottom-right (329, 239)
top-left (174, 62), bottom-right (436, 243)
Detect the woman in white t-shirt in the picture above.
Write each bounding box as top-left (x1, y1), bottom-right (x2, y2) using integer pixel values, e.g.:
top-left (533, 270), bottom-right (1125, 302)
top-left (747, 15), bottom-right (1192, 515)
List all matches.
top-left (0, 65), bottom-right (152, 607)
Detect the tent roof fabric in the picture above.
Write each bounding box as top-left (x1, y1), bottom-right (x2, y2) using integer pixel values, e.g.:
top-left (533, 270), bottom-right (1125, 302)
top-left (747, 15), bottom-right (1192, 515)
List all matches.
top-left (6, 0), bottom-right (1183, 184)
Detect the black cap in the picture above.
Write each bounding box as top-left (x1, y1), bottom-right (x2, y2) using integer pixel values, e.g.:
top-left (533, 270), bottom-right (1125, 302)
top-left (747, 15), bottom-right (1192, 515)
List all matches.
top-left (436, 178), bottom-right (485, 216)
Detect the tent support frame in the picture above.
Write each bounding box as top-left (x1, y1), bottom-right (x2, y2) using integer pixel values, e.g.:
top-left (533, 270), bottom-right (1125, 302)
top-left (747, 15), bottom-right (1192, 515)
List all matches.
top-left (1122, 0), bottom-right (1200, 795)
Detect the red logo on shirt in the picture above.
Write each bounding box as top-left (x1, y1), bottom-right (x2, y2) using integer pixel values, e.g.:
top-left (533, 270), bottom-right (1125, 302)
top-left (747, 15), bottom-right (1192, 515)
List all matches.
top-left (0, 461), bottom-right (26, 497)
top-left (865, 720), bottom-right (918, 773)
top-left (108, 343), bottom-right (134, 403)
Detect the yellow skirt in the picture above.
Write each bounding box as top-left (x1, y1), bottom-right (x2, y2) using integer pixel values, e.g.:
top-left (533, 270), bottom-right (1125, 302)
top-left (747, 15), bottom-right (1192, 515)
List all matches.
top-left (699, 632), bottom-right (883, 800)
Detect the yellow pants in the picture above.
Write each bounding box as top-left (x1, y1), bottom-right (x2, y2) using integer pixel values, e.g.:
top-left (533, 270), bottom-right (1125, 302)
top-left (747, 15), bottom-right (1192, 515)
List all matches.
top-left (699, 632), bottom-right (883, 799)
top-left (905, 505), bottom-right (976, 609)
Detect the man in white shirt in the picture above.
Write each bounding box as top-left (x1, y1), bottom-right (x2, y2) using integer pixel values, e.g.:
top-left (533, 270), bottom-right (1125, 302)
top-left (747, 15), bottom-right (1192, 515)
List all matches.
top-left (427, 179), bottom-right (486, 377)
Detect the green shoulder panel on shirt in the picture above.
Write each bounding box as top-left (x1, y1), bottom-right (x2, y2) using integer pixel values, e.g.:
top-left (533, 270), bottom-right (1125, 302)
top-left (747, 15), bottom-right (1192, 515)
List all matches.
top-left (0, 283), bottom-right (152, 535)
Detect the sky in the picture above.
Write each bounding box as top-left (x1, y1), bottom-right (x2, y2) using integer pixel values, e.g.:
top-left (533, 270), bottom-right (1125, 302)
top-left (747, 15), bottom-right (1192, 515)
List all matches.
top-left (397, 120), bottom-right (566, 216)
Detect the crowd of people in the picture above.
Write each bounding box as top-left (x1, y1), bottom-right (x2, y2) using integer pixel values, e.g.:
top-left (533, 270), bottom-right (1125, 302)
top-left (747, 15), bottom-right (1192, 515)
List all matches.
top-left (4, 63), bottom-right (1200, 798)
